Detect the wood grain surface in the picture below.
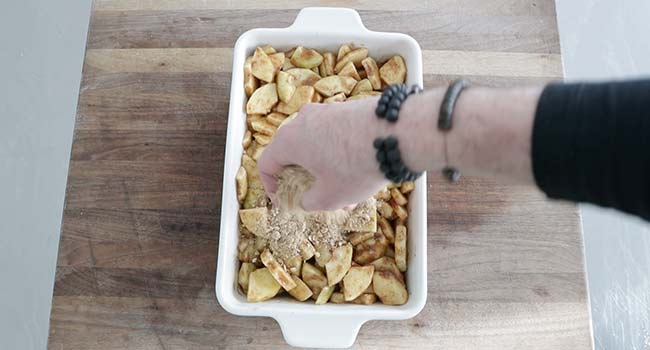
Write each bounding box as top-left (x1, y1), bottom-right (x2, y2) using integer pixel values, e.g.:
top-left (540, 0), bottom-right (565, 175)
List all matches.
top-left (49, 1), bottom-right (592, 349)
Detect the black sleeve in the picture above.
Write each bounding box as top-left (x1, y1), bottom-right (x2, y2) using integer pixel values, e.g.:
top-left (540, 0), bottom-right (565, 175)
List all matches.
top-left (532, 80), bottom-right (650, 221)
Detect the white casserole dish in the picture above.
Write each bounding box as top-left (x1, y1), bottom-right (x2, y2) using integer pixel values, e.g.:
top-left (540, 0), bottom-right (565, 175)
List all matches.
top-left (216, 7), bottom-right (427, 348)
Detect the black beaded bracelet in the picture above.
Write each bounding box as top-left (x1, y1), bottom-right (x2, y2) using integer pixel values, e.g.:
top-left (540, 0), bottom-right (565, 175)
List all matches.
top-left (373, 83), bottom-right (424, 183)
top-left (373, 136), bottom-right (422, 183)
top-left (375, 84), bottom-right (423, 122)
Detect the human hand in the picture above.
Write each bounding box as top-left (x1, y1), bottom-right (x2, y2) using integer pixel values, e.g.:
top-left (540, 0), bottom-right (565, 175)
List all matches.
top-left (258, 98), bottom-right (389, 211)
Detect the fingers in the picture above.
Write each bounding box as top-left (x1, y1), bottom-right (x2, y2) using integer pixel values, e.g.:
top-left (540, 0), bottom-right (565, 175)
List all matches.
top-left (257, 141), bottom-right (290, 197)
top-left (343, 203), bottom-right (358, 211)
top-left (301, 179), bottom-right (346, 211)
top-left (299, 102), bottom-right (324, 114)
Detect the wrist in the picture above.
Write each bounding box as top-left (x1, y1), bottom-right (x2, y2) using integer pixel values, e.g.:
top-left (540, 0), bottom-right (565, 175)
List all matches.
top-left (446, 86), bottom-right (541, 183)
top-left (388, 89), bottom-right (447, 173)
top-left (367, 83), bottom-right (542, 185)
top-left (339, 98), bottom-right (392, 184)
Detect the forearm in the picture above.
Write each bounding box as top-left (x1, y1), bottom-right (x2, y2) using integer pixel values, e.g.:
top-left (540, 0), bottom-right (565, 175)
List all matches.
top-left (386, 80), bottom-right (650, 221)
top-left (389, 86), bottom-right (543, 184)
top-left (262, 77), bottom-right (650, 218)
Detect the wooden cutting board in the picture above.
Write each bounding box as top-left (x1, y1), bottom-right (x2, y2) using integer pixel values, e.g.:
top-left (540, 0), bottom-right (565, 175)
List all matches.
top-left (48, 1), bottom-right (593, 349)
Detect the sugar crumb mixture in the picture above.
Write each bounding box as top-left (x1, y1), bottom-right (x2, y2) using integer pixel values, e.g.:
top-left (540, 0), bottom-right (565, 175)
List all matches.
top-left (266, 166), bottom-right (372, 261)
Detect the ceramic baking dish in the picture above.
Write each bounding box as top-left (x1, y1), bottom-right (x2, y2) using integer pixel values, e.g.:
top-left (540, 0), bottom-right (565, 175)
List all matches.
top-left (215, 7), bottom-right (427, 348)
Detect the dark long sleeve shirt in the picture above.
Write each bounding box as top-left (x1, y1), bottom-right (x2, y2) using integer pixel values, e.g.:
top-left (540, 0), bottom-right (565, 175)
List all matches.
top-left (533, 80), bottom-right (650, 220)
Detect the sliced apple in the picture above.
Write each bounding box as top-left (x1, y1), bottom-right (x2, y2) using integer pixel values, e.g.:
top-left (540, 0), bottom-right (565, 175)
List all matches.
top-left (282, 56), bottom-right (295, 71)
top-left (285, 255), bottom-right (303, 276)
top-left (302, 262), bottom-right (328, 298)
top-left (361, 57), bottom-right (381, 90)
top-left (260, 249), bottom-right (296, 291)
top-left (269, 52), bottom-right (285, 72)
top-left (390, 187), bottom-right (408, 206)
top-left (239, 207), bottom-right (268, 237)
top-left (260, 44), bottom-right (276, 55)
top-left (238, 262), bottom-right (257, 293)
top-left (351, 78), bottom-right (373, 96)
top-left (315, 244), bottom-right (332, 268)
top-left (276, 71), bottom-right (296, 103)
top-left (369, 256), bottom-right (404, 284)
top-left (391, 199), bottom-right (408, 221)
top-left (319, 52), bottom-right (335, 77)
top-left (246, 83), bottom-right (278, 114)
top-left (250, 118), bottom-right (277, 136)
top-left (290, 46), bottom-right (323, 69)
top-left (253, 237), bottom-right (267, 252)
top-left (325, 243), bottom-right (353, 286)
top-left (246, 114), bottom-right (264, 130)
top-left (241, 154), bottom-right (262, 189)
top-left (379, 55), bottom-right (407, 85)
top-left (274, 102), bottom-right (289, 115)
top-left (242, 130), bottom-right (252, 149)
top-left (400, 181), bottom-right (415, 194)
top-left (277, 85), bottom-right (315, 114)
top-left (265, 112), bottom-right (287, 127)
top-left (237, 236), bottom-right (258, 263)
top-left (287, 275), bottom-right (313, 301)
top-left (337, 43), bottom-right (353, 62)
top-left (337, 61), bottom-right (361, 81)
top-left (313, 76), bottom-right (357, 97)
top-left (374, 187), bottom-right (391, 201)
top-left (350, 293), bottom-right (377, 305)
top-left (251, 47), bottom-right (275, 83)
top-left (253, 133), bottom-right (271, 146)
top-left (353, 231), bottom-right (388, 265)
top-left (299, 240), bottom-right (316, 260)
top-left (247, 268), bottom-right (281, 302)
top-left (342, 198), bottom-right (377, 232)
top-left (243, 187), bottom-right (267, 209)
top-left (241, 154), bottom-right (267, 208)
top-left (377, 216), bottom-right (395, 243)
top-left (376, 199), bottom-right (395, 220)
top-left (323, 93), bottom-right (347, 103)
top-left (373, 270), bottom-right (408, 305)
top-left (343, 265), bottom-right (374, 301)
top-left (334, 48), bottom-right (369, 73)
top-left (235, 166), bottom-right (247, 203)
top-left (394, 224), bottom-right (407, 272)
top-left (347, 231), bottom-right (374, 246)
top-left (287, 68), bottom-right (321, 86)
top-left (278, 112), bottom-right (298, 129)
top-left (315, 285), bottom-right (335, 305)
top-left (330, 292), bottom-right (345, 304)
top-left (251, 144), bottom-right (265, 161)
top-left (244, 56), bottom-right (259, 97)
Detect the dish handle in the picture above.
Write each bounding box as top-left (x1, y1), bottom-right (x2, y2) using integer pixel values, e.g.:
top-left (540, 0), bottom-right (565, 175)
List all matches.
top-left (287, 7), bottom-right (368, 34)
top-left (275, 313), bottom-right (366, 348)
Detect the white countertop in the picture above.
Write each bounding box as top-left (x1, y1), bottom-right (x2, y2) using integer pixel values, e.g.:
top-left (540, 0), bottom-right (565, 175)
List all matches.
top-left (556, 1), bottom-right (650, 348)
top-left (1, 1), bottom-right (649, 349)
top-left (0, 1), bottom-right (90, 349)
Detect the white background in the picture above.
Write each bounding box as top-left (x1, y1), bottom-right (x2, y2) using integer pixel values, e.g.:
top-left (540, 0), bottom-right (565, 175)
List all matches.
top-left (0, 1), bottom-right (91, 349)
top-left (556, 0), bottom-right (650, 348)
